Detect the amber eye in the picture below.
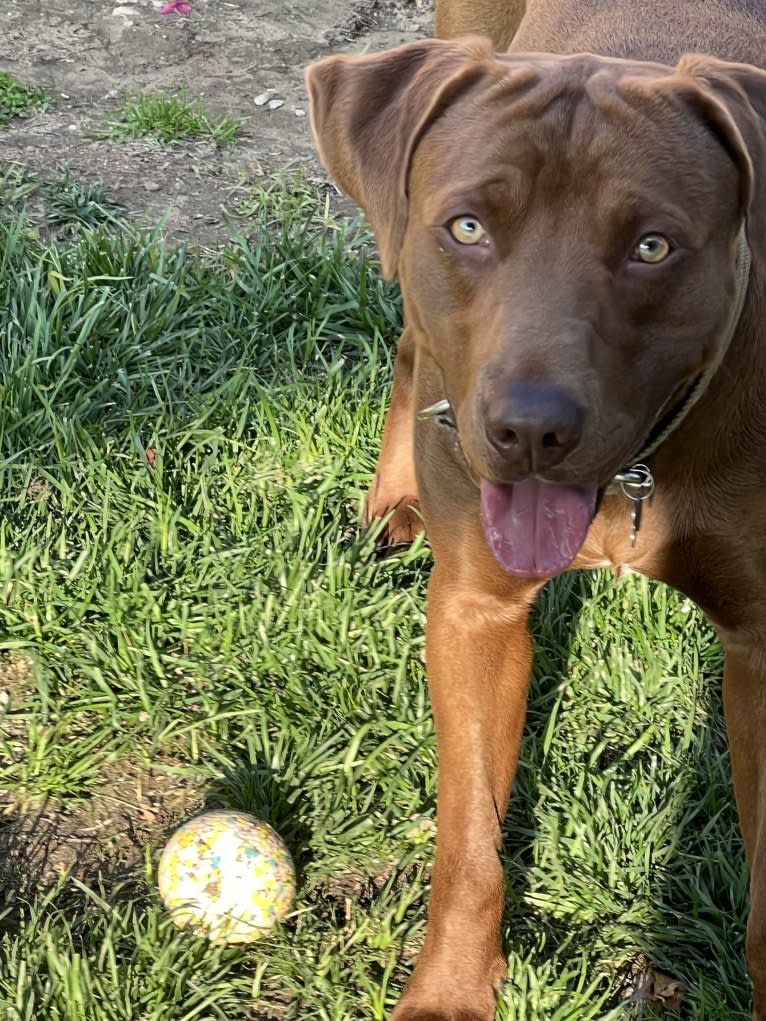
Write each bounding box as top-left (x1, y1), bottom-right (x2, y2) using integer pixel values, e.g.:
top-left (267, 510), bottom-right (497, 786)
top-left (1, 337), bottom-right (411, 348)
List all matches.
top-left (633, 233), bottom-right (672, 263)
top-left (449, 216), bottom-right (487, 245)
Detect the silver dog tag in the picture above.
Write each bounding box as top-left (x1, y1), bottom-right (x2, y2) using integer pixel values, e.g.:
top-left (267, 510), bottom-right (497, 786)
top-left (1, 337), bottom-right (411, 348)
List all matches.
top-left (613, 464), bottom-right (655, 546)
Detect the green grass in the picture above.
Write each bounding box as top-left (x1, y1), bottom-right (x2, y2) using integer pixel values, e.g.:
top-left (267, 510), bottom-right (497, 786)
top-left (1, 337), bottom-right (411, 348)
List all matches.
top-left (93, 89), bottom-right (243, 146)
top-left (0, 71), bottom-right (50, 127)
top-left (0, 165), bottom-right (125, 238)
top-left (42, 170), bottom-right (126, 233)
top-left (0, 165), bottom-right (39, 209)
top-left (0, 179), bottom-right (752, 1019)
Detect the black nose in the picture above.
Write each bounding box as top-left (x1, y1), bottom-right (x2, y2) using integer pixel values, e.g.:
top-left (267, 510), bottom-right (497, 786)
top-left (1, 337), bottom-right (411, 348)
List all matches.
top-left (485, 381), bottom-right (584, 473)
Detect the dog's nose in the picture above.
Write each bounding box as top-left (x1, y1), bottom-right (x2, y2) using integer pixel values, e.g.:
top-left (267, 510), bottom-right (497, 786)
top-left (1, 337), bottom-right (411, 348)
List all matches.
top-left (484, 382), bottom-right (584, 473)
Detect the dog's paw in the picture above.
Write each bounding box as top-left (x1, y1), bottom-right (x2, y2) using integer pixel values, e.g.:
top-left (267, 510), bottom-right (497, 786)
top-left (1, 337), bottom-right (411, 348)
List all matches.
top-left (389, 952), bottom-right (505, 1021)
top-left (365, 493), bottom-right (424, 547)
top-left (389, 977), bottom-right (501, 1021)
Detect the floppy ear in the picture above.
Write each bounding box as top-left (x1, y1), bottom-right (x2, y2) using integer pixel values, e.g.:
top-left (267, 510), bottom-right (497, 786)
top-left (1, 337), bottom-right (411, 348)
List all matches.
top-left (674, 55), bottom-right (766, 258)
top-left (305, 36), bottom-right (495, 278)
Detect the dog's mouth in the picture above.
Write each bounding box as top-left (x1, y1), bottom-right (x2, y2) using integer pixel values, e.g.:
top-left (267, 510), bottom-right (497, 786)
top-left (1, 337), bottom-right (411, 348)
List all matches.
top-left (420, 371), bottom-right (700, 580)
top-left (418, 398), bottom-right (604, 578)
top-left (479, 478), bottom-right (598, 579)
top-left (474, 371), bottom-right (707, 578)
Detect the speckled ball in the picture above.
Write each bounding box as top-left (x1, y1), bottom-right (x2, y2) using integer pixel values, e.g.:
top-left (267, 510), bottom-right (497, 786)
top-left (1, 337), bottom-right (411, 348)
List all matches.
top-left (157, 810), bottom-right (295, 943)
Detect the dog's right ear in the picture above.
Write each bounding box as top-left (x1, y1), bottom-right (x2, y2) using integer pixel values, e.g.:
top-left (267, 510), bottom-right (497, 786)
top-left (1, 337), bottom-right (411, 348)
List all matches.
top-left (305, 37), bottom-right (495, 279)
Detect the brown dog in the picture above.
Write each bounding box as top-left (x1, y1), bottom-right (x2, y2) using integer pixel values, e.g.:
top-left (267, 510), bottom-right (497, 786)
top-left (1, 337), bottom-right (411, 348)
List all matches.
top-left (306, 1), bottom-right (766, 1017)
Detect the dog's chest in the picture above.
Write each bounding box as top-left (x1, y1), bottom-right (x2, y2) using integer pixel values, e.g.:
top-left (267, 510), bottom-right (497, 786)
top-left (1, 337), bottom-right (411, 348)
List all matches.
top-left (575, 493), bottom-right (669, 580)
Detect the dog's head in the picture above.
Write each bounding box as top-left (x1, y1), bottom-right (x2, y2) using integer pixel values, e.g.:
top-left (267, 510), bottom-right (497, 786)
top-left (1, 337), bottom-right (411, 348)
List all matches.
top-left (306, 39), bottom-right (766, 576)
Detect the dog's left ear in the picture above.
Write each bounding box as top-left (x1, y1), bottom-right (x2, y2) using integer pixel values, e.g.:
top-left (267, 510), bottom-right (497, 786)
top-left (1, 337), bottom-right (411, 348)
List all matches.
top-left (675, 55), bottom-right (766, 256)
top-left (305, 37), bottom-right (496, 279)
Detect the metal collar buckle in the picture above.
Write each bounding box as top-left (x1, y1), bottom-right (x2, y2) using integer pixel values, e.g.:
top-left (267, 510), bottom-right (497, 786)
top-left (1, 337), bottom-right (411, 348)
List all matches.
top-left (416, 399), bottom-right (455, 429)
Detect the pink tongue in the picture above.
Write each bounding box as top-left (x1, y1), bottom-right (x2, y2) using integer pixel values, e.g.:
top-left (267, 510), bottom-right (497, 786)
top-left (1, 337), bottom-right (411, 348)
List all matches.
top-left (480, 478), bottom-right (597, 578)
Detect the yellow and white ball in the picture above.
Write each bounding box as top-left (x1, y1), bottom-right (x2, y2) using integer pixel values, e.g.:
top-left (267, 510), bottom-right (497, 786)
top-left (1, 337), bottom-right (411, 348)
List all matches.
top-left (158, 810), bottom-right (295, 943)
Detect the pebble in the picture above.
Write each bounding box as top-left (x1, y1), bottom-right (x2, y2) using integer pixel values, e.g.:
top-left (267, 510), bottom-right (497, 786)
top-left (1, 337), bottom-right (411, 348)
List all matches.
top-left (254, 92), bottom-right (271, 106)
top-left (267, 99), bottom-right (284, 110)
top-left (294, 108), bottom-right (306, 117)
top-left (143, 181), bottom-right (161, 192)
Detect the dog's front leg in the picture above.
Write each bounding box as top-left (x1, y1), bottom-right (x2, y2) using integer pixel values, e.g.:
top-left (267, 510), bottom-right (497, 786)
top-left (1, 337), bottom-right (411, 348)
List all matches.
top-left (721, 640), bottom-right (766, 1021)
top-left (392, 559), bottom-right (541, 1021)
top-left (365, 327), bottom-right (424, 546)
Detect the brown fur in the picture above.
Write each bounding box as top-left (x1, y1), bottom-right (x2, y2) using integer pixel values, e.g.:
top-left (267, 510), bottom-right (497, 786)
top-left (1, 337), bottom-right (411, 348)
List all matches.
top-left (306, 2), bottom-right (766, 1017)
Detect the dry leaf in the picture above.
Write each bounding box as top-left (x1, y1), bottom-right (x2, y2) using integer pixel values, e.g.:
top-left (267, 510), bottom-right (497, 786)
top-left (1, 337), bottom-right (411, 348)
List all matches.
top-left (622, 963), bottom-right (685, 1013)
top-left (653, 970), bottom-right (685, 1012)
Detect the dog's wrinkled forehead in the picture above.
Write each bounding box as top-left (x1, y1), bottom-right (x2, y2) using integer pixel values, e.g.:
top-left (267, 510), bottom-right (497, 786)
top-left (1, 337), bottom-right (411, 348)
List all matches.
top-left (409, 52), bottom-right (739, 224)
top-left (487, 51), bottom-right (665, 114)
top-left (427, 53), bottom-right (680, 149)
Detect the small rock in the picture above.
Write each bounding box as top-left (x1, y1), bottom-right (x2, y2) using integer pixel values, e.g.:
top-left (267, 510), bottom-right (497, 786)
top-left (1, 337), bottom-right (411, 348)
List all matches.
top-left (143, 180), bottom-right (161, 192)
top-left (111, 6), bottom-right (136, 17)
top-left (294, 107), bottom-right (306, 117)
top-left (254, 91), bottom-right (271, 106)
top-left (268, 99), bottom-right (284, 110)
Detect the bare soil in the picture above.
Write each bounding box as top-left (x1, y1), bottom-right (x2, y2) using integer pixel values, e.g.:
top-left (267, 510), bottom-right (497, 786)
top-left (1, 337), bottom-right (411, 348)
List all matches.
top-left (1, 0), bottom-right (433, 246)
top-left (0, 653), bottom-right (205, 903)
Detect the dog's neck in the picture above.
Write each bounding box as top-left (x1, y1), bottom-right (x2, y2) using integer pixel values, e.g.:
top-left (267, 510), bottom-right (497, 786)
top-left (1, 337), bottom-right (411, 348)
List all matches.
top-left (629, 224), bottom-right (752, 468)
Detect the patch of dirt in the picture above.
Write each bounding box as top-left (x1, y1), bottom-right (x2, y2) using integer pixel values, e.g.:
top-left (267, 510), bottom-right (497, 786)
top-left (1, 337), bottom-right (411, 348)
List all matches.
top-left (0, 658), bottom-right (205, 918)
top-left (0, 758), bottom-right (206, 918)
top-left (0, 652), bottom-right (34, 702)
top-left (1, 0), bottom-right (433, 247)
